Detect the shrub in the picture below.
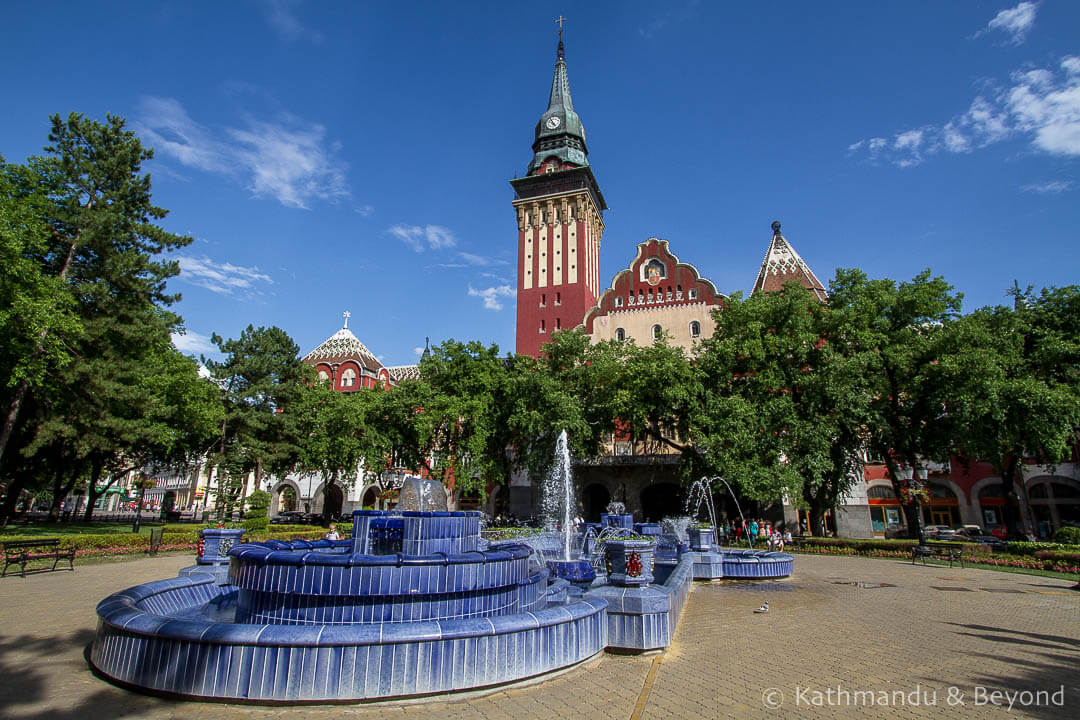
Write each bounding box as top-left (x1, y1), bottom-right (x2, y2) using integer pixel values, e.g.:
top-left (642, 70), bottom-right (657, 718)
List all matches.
top-left (243, 490), bottom-right (272, 534)
top-left (1052, 526), bottom-right (1080, 545)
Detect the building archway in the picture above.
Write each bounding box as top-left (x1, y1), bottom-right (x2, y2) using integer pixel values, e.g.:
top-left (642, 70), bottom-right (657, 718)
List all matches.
top-left (639, 483), bottom-right (682, 523)
top-left (361, 486), bottom-right (379, 510)
top-left (582, 483), bottom-right (610, 523)
top-left (1026, 476), bottom-right (1080, 538)
top-left (324, 483), bottom-right (344, 520)
top-left (271, 482), bottom-right (300, 516)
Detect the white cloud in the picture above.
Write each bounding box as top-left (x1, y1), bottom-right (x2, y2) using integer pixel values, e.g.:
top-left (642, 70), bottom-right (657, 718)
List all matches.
top-left (982, 2), bottom-right (1038, 45)
top-left (1006, 57), bottom-right (1080, 156)
top-left (1020, 180), bottom-right (1074, 193)
top-left (389, 224), bottom-right (457, 252)
top-left (177, 255), bottom-right (273, 296)
top-left (354, 205), bottom-right (374, 217)
top-left (137, 96), bottom-right (349, 209)
top-left (467, 284), bottom-right (515, 311)
top-left (263, 0), bottom-right (323, 43)
top-left (171, 330), bottom-right (216, 356)
top-left (227, 120), bottom-right (348, 208)
top-left (849, 55), bottom-right (1080, 167)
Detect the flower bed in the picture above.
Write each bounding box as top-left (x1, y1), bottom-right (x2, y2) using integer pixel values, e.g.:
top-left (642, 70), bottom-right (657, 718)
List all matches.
top-left (788, 539), bottom-right (1080, 574)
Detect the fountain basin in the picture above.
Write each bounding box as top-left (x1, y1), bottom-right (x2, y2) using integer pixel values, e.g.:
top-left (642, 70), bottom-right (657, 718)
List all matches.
top-left (689, 549), bottom-right (794, 580)
top-left (89, 510), bottom-right (610, 702)
top-left (545, 559), bottom-right (596, 584)
top-left (91, 573), bottom-right (607, 701)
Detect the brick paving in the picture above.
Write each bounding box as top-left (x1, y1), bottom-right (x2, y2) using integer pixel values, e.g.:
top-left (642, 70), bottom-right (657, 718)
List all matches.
top-left (0, 553), bottom-right (1076, 719)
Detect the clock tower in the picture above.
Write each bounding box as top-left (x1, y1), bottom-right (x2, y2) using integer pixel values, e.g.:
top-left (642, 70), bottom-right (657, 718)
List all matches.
top-left (511, 30), bottom-right (606, 357)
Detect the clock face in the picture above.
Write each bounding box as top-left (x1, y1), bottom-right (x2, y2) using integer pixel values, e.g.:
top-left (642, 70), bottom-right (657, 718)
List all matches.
top-left (545, 116), bottom-right (561, 130)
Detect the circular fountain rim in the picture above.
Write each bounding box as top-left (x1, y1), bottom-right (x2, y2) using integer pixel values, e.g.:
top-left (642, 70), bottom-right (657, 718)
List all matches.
top-left (228, 537), bottom-right (532, 567)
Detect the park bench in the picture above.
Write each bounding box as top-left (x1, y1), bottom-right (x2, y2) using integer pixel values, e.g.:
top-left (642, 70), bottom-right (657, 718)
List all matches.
top-left (911, 542), bottom-right (964, 568)
top-left (1, 538), bottom-right (76, 578)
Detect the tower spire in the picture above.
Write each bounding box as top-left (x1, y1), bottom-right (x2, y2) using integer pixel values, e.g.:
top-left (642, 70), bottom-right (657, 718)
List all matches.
top-left (524, 24), bottom-right (590, 176)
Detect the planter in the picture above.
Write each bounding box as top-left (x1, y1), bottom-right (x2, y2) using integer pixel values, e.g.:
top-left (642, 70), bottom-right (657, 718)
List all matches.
top-left (688, 527), bottom-right (714, 552)
top-left (601, 513), bottom-right (635, 529)
top-left (605, 539), bottom-right (656, 586)
top-left (634, 523), bottom-right (662, 537)
top-left (197, 528), bottom-right (246, 565)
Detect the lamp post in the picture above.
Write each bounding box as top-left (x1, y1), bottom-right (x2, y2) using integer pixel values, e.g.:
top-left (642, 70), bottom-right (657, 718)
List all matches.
top-left (130, 476), bottom-right (157, 534)
top-left (898, 465), bottom-right (928, 548)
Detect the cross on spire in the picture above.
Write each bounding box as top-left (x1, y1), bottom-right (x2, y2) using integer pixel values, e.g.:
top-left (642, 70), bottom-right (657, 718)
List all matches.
top-left (343, 310), bottom-right (351, 329)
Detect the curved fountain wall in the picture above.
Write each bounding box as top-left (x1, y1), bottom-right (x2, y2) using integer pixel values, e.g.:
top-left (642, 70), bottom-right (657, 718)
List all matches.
top-left (90, 511), bottom-right (607, 702)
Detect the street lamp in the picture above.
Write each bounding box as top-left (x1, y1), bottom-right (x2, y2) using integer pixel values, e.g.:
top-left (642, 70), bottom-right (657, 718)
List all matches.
top-left (897, 464), bottom-right (928, 548)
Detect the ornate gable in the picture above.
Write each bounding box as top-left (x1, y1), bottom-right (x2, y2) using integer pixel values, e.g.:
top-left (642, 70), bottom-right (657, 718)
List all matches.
top-left (753, 221), bottom-right (827, 302)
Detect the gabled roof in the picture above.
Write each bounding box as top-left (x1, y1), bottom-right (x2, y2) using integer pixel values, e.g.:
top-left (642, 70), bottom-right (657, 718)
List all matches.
top-left (753, 222), bottom-right (827, 302)
top-left (303, 326), bottom-right (382, 371)
top-left (385, 365), bottom-right (422, 383)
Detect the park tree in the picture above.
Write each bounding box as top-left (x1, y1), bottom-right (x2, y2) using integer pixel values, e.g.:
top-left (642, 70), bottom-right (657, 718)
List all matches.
top-left (1, 114), bottom-right (190, 465)
top-left (0, 158), bottom-right (82, 446)
top-left (694, 284), bottom-right (871, 533)
top-left (202, 325), bottom-right (312, 518)
top-left (295, 379), bottom-right (384, 517)
top-left (937, 286), bottom-right (1080, 539)
top-left (826, 268), bottom-right (962, 543)
top-left (0, 113), bottom-right (192, 517)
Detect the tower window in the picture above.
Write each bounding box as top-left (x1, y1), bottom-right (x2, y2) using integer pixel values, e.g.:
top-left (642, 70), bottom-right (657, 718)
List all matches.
top-left (540, 319), bottom-right (546, 333)
top-left (689, 288), bottom-right (698, 300)
top-left (556, 318), bottom-right (561, 329)
top-left (689, 321), bottom-right (701, 338)
top-left (615, 297), bottom-right (623, 308)
top-left (540, 293), bottom-right (546, 307)
top-left (615, 328), bottom-right (625, 341)
top-left (652, 325), bottom-right (663, 341)
top-left (555, 292), bottom-right (561, 305)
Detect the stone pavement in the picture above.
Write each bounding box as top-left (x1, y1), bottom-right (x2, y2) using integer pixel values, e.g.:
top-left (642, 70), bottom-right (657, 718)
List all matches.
top-left (0, 553), bottom-right (1077, 719)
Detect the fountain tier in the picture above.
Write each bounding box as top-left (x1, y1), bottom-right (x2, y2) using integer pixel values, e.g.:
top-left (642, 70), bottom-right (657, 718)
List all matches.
top-left (90, 510), bottom-right (607, 702)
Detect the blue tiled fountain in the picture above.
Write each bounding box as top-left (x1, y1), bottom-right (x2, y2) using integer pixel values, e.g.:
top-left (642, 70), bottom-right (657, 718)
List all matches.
top-left (90, 509), bottom-right (607, 702)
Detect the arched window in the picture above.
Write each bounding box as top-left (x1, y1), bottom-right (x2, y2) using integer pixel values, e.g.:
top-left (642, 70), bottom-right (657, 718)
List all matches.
top-left (615, 297), bottom-right (623, 307)
top-left (688, 288), bottom-right (698, 300)
top-left (340, 368), bottom-right (357, 388)
top-left (867, 485), bottom-right (897, 500)
top-left (615, 328), bottom-right (625, 341)
top-left (689, 321), bottom-right (701, 338)
top-left (652, 324), bottom-right (663, 341)
top-left (317, 370), bottom-right (330, 383)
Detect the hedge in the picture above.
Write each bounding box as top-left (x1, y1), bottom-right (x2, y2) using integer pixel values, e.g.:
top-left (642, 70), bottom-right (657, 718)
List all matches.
top-left (787, 537), bottom-right (1080, 574)
top-left (0, 526), bottom-right (346, 560)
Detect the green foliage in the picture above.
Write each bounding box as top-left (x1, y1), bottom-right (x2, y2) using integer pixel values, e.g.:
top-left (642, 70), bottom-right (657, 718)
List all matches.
top-left (203, 325), bottom-right (313, 515)
top-left (1052, 526), bottom-right (1080, 544)
top-left (1, 113), bottom-right (209, 521)
top-left (242, 489), bottom-right (272, 533)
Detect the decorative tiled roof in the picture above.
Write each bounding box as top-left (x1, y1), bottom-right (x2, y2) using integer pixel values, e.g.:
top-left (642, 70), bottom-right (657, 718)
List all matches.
top-left (385, 365), bottom-right (422, 383)
top-left (303, 327), bottom-right (382, 369)
top-left (753, 222), bottom-right (827, 302)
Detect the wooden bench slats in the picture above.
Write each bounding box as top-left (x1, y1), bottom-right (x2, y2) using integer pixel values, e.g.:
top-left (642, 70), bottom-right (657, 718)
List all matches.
top-left (2, 538), bottom-right (76, 578)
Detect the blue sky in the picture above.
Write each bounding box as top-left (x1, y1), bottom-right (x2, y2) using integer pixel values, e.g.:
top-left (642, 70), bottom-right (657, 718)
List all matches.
top-left (3, 1), bottom-right (1078, 366)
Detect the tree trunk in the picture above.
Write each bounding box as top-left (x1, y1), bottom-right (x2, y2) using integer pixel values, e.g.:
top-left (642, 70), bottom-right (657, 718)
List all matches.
top-left (999, 455), bottom-right (1031, 541)
top-left (0, 475), bottom-right (28, 528)
top-left (83, 459), bottom-right (108, 521)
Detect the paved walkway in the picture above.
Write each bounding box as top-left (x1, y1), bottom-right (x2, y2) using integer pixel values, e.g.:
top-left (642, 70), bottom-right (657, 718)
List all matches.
top-left (0, 553), bottom-right (1077, 719)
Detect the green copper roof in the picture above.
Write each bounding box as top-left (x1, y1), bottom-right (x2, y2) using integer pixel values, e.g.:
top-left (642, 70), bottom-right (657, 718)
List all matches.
top-left (527, 38), bottom-right (589, 175)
